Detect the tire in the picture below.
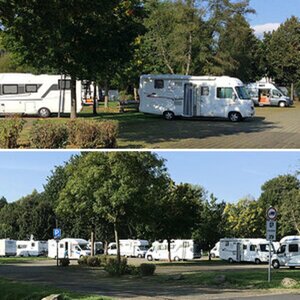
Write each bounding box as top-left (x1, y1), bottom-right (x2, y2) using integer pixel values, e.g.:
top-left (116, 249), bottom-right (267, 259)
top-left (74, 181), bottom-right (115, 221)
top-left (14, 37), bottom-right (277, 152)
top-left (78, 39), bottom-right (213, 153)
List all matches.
top-left (272, 260), bottom-right (280, 269)
top-left (289, 266), bottom-right (296, 269)
top-left (137, 254), bottom-right (142, 258)
top-left (147, 255), bottom-right (153, 261)
top-left (38, 107), bottom-right (51, 118)
top-left (228, 258), bottom-right (234, 263)
top-left (255, 258), bottom-right (261, 265)
top-left (228, 111), bottom-right (242, 122)
top-left (210, 253), bottom-right (216, 259)
top-left (163, 111), bottom-right (175, 120)
top-left (278, 101), bottom-right (286, 108)
top-left (174, 256), bottom-right (180, 261)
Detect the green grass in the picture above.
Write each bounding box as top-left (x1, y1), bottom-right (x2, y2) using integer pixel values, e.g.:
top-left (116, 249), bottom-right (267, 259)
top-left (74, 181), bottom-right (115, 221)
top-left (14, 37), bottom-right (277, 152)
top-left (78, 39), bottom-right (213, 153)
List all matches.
top-left (0, 278), bottom-right (111, 300)
top-left (0, 256), bottom-right (49, 264)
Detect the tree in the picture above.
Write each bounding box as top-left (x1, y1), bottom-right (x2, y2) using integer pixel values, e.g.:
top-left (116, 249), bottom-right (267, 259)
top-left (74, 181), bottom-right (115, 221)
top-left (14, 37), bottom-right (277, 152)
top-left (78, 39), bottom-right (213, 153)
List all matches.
top-left (0, 196), bottom-right (7, 210)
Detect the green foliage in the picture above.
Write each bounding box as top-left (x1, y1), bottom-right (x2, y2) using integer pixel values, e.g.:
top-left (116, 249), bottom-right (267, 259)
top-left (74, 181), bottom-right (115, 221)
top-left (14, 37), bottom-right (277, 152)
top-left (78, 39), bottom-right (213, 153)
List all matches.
top-left (86, 256), bottom-right (101, 268)
top-left (139, 263), bottom-right (156, 276)
top-left (125, 264), bottom-right (141, 276)
top-left (59, 257), bottom-right (70, 267)
top-left (29, 121), bottom-right (68, 149)
top-left (67, 120), bottom-right (118, 149)
top-left (104, 257), bottom-right (128, 276)
top-left (78, 256), bottom-right (88, 266)
top-left (0, 117), bottom-right (25, 149)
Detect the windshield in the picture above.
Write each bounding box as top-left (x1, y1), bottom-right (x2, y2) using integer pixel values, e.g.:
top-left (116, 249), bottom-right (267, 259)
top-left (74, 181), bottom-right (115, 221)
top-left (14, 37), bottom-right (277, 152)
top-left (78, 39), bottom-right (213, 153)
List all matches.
top-left (139, 245), bottom-right (149, 251)
top-left (275, 85), bottom-right (288, 96)
top-left (235, 86), bottom-right (251, 100)
top-left (79, 244), bottom-right (89, 251)
top-left (259, 244), bottom-right (274, 252)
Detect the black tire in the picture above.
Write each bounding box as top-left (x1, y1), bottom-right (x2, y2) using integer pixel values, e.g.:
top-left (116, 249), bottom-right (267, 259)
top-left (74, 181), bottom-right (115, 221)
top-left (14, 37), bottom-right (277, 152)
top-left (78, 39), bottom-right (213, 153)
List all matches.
top-left (228, 258), bottom-right (234, 263)
top-left (278, 101), bottom-right (286, 108)
top-left (174, 256), bottom-right (180, 261)
top-left (163, 111), bottom-right (175, 120)
top-left (137, 254), bottom-right (142, 258)
top-left (228, 111), bottom-right (242, 122)
top-left (38, 107), bottom-right (51, 118)
top-left (272, 260), bottom-right (280, 269)
top-left (210, 253), bottom-right (216, 259)
top-left (147, 255), bottom-right (153, 261)
top-left (255, 258), bottom-right (261, 265)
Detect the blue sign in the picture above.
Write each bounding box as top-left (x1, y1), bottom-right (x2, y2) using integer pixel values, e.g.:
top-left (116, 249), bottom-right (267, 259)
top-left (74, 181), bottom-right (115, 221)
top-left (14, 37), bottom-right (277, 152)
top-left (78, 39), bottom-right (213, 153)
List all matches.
top-left (53, 228), bottom-right (61, 239)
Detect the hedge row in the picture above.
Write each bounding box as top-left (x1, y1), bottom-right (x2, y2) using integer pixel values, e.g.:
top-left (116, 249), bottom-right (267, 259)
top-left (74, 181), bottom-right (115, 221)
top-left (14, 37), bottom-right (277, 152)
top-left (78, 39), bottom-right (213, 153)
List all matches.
top-left (0, 117), bottom-right (118, 149)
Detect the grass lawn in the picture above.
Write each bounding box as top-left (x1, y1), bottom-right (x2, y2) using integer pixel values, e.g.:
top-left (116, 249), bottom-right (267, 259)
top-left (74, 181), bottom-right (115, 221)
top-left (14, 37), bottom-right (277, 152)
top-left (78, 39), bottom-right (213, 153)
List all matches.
top-left (0, 278), bottom-right (111, 300)
top-left (0, 256), bottom-right (49, 264)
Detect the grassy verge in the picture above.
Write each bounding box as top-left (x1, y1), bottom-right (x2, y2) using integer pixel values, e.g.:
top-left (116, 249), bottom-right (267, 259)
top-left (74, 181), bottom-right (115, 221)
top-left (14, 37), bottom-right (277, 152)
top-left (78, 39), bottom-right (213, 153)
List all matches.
top-left (0, 256), bottom-right (49, 264)
top-left (0, 278), bottom-right (111, 300)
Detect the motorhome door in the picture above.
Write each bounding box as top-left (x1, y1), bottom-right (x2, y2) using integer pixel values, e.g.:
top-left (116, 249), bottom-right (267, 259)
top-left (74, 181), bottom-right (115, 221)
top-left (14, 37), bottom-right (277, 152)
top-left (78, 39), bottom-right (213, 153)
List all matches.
top-left (236, 243), bottom-right (242, 262)
top-left (183, 84), bottom-right (196, 117)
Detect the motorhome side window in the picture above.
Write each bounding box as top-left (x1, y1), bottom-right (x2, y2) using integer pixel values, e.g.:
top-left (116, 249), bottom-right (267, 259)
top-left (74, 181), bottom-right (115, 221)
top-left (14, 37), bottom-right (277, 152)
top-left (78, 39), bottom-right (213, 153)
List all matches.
top-left (58, 79), bottom-right (71, 90)
top-left (217, 87), bottom-right (233, 99)
top-left (60, 244), bottom-right (64, 249)
top-left (25, 84), bottom-right (38, 93)
top-left (201, 87), bottom-right (210, 96)
top-left (289, 244), bottom-right (299, 252)
top-left (154, 79), bottom-right (164, 89)
top-left (3, 85), bottom-right (18, 94)
top-left (250, 245), bottom-right (256, 251)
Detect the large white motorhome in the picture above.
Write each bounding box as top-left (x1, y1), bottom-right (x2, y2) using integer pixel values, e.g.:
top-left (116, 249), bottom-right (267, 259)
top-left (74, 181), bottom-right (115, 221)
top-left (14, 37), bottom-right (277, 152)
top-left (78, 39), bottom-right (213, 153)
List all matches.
top-left (0, 73), bottom-right (83, 117)
top-left (219, 238), bottom-right (276, 264)
top-left (0, 239), bottom-right (16, 257)
top-left (246, 81), bottom-right (293, 107)
top-left (271, 236), bottom-right (300, 269)
top-left (16, 239), bottom-right (48, 257)
top-left (145, 239), bottom-right (201, 261)
top-left (210, 241), bottom-right (220, 258)
top-left (48, 238), bottom-right (91, 260)
top-left (139, 74), bottom-right (255, 121)
top-left (108, 239), bottom-right (149, 258)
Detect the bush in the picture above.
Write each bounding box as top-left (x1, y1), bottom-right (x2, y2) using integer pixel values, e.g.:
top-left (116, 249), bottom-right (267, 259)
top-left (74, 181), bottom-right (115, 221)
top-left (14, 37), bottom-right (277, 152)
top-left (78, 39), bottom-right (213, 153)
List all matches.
top-left (68, 119), bottom-right (118, 148)
top-left (98, 254), bottom-right (110, 267)
top-left (59, 258), bottom-right (70, 267)
top-left (140, 264), bottom-right (156, 276)
top-left (77, 256), bottom-right (88, 265)
top-left (29, 120), bottom-right (68, 149)
top-left (104, 257), bottom-right (128, 276)
top-left (126, 265), bottom-right (141, 276)
top-left (0, 116), bottom-right (25, 148)
top-left (86, 256), bottom-right (101, 267)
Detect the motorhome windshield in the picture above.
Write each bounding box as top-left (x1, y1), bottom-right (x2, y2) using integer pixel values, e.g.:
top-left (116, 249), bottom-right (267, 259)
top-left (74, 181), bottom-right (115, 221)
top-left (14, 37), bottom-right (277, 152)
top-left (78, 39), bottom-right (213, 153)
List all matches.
top-left (79, 244), bottom-right (89, 250)
top-left (235, 86), bottom-right (251, 100)
top-left (275, 85), bottom-right (288, 96)
top-left (139, 245), bottom-right (149, 251)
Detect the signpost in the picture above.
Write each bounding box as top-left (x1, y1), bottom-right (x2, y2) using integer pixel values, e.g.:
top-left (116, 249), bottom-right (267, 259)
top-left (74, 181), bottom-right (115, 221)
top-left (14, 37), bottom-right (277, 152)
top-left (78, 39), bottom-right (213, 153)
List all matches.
top-left (53, 228), bottom-right (61, 267)
top-left (266, 207), bottom-right (277, 283)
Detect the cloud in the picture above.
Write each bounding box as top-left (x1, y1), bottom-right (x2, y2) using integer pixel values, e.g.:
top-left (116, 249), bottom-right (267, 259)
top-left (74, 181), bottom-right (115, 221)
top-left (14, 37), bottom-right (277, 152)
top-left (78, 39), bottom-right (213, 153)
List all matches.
top-left (252, 23), bottom-right (281, 38)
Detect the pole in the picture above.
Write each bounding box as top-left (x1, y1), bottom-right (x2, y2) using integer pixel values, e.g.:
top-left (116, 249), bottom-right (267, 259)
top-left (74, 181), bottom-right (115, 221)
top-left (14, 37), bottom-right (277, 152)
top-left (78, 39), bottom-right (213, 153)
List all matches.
top-left (268, 241), bottom-right (271, 283)
top-left (56, 240), bottom-right (59, 267)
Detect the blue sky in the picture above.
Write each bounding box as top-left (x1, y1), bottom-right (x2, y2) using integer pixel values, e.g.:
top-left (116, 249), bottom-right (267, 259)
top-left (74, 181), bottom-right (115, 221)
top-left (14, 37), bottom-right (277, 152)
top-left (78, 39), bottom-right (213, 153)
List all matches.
top-left (0, 151), bottom-right (299, 203)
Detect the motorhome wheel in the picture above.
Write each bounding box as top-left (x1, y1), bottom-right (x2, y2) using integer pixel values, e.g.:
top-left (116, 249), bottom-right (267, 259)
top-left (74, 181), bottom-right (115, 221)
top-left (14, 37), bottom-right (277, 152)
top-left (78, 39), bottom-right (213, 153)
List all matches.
top-left (163, 111), bottom-right (175, 120)
top-left (147, 255), bottom-right (153, 261)
top-left (174, 256), bottom-right (180, 261)
top-left (228, 258), bottom-right (234, 263)
top-left (255, 258), bottom-right (261, 265)
top-left (38, 107), bottom-right (51, 118)
top-left (210, 253), bottom-right (215, 258)
top-left (137, 254), bottom-right (142, 258)
top-left (278, 101), bottom-right (286, 108)
top-left (272, 260), bottom-right (280, 269)
top-left (228, 112), bottom-right (242, 122)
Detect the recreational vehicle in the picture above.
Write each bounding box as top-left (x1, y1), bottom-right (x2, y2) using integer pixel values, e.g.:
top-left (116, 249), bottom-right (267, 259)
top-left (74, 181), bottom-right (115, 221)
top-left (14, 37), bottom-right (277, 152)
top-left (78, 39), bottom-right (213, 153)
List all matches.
top-left (0, 73), bottom-right (83, 117)
top-left (219, 238), bottom-right (276, 264)
top-left (0, 239), bottom-right (16, 257)
top-left (48, 238), bottom-right (90, 260)
top-left (145, 239), bottom-right (201, 261)
top-left (210, 241), bottom-right (220, 258)
top-left (246, 82), bottom-right (293, 107)
top-left (16, 240), bottom-right (48, 257)
top-left (108, 239), bottom-right (149, 258)
top-left (139, 74), bottom-right (255, 121)
top-left (272, 236), bottom-right (300, 269)
top-left (88, 241), bottom-right (104, 255)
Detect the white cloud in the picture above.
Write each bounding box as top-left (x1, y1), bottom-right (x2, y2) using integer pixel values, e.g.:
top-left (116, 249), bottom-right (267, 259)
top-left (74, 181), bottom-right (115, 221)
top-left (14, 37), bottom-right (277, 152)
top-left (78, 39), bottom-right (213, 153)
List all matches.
top-left (252, 23), bottom-right (281, 38)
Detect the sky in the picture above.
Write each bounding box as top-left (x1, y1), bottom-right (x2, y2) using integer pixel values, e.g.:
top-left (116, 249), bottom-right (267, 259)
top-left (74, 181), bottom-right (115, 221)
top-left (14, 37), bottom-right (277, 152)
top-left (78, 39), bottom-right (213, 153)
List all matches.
top-left (0, 151), bottom-right (299, 203)
top-left (248, 0), bottom-right (300, 37)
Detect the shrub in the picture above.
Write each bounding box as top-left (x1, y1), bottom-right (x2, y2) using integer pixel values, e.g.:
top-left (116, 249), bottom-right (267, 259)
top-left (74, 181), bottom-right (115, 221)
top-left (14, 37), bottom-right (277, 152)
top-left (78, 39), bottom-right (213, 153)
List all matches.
top-left (0, 116), bottom-right (25, 148)
top-left (59, 258), bottom-right (70, 267)
top-left (29, 120), bottom-right (68, 149)
top-left (99, 254), bottom-right (110, 267)
top-left (140, 263), bottom-right (156, 276)
top-left (86, 256), bottom-right (101, 267)
top-left (126, 264), bottom-right (141, 276)
top-left (78, 256), bottom-right (88, 265)
top-left (68, 119), bottom-right (118, 148)
top-left (104, 257), bottom-right (128, 276)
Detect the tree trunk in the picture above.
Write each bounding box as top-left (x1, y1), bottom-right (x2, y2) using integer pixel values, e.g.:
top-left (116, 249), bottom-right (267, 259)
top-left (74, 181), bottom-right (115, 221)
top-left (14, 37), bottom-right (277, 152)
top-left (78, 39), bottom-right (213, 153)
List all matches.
top-left (186, 32), bottom-right (193, 75)
top-left (134, 87), bottom-right (138, 101)
top-left (104, 81), bottom-right (109, 108)
top-left (167, 239), bottom-right (172, 262)
top-left (104, 240), bottom-right (108, 255)
top-left (114, 222), bottom-right (121, 264)
top-left (93, 82), bottom-right (98, 115)
top-left (91, 231), bottom-right (95, 256)
top-left (70, 76), bottom-right (77, 119)
top-left (291, 82), bottom-right (294, 101)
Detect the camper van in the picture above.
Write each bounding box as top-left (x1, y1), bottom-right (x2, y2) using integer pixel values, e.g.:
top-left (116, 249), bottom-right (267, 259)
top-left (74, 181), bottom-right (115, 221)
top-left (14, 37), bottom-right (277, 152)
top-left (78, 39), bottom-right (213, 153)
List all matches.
top-left (145, 239), bottom-right (201, 261)
top-left (108, 239), bottom-right (149, 258)
top-left (16, 240), bottom-right (48, 257)
top-left (48, 238), bottom-right (90, 260)
top-left (219, 238), bottom-right (276, 264)
top-left (0, 73), bottom-right (83, 117)
top-left (88, 241), bottom-right (104, 255)
top-left (246, 82), bottom-right (293, 107)
top-left (271, 236), bottom-right (300, 269)
top-left (139, 74), bottom-right (255, 122)
top-left (210, 242), bottom-right (220, 258)
top-left (0, 239), bottom-right (16, 257)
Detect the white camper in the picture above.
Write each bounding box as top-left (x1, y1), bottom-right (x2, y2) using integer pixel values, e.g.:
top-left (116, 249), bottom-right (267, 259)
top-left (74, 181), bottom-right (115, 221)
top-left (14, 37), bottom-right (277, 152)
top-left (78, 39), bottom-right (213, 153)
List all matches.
top-left (0, 73), bottom-right (83, 117)
top-left (271, 236), bottom-right (300, 269)
top-left (0, 239), bottom-right (17, 257)
top-left (139, 74), bottom-right (255, 121)
top-left (48, 238), bottom-right (90, 260)
top-left (16, 240), bottom-right (48, 257)
top-left (108, 239), bottom-right (149, 258)
top-left (219, 238), bottom-right (275, 264)
top-left (210, 241), bottom-right (220, 258)
top-left (145, 239), bottom-right (201, 261)
top-left (246, 81), bottom-right (293, 107)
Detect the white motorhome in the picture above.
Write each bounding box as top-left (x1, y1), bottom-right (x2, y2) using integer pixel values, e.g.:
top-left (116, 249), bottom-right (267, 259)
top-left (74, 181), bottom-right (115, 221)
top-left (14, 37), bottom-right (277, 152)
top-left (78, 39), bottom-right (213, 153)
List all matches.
top-left (219, 238), bottom-right (275, 264)
top-left (272, 236), bottom-right (300, 269)
top-left (0, 239), bottom-right (16, 257)
top-left (108, 239), bottom-right (149, 258)
top-left (145, 239), bottom-right (201, 261)
top-left (88, 241), bottom-right (104, 255)
top-left (139, 74), bottom-right (254, 121)
top-left (246, 81), bottom-right (293, 107)
top-left (48, 238), bottom-right (91, 260)
top-left (0, 73), bottom-right (83, 117)
top-left (210, 241), bottom-right (220, 258)
top-left (16, 240), bottom-right (48, 257)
